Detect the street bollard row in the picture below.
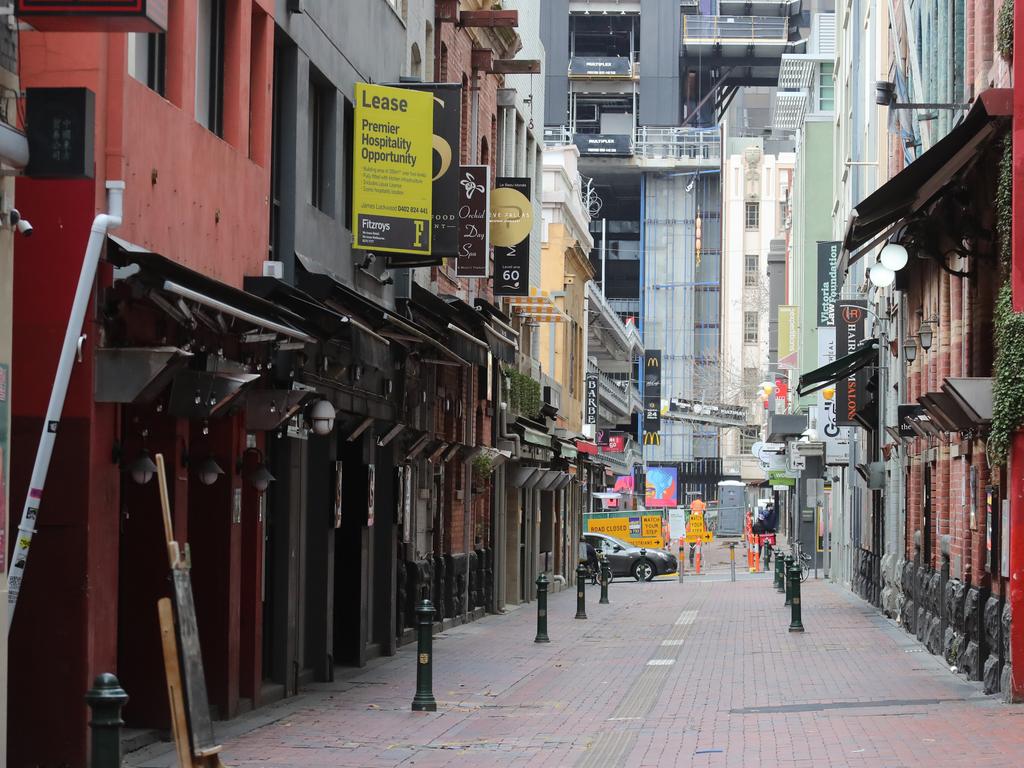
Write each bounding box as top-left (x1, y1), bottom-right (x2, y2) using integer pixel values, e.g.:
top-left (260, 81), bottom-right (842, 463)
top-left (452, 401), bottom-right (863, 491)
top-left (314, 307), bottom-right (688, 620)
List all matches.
top-left (776, 553), bottom-right (805, 633)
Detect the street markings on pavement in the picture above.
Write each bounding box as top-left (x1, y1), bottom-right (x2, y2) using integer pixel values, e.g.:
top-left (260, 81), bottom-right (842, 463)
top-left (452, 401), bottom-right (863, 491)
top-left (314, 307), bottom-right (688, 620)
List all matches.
top-left (675, 610), bottom-right (699, 625)
top-left (646, 659), bottom-right (675, 666)
top-left (660, 639), bottom-right (685, 646)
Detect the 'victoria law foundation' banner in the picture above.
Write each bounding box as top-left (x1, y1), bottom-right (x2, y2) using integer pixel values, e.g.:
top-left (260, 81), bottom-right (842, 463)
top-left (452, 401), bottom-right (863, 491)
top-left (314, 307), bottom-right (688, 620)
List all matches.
top-left (352, 83), bottom-right (433, 255)
top-left (491, 177), bottom-right (532, 296)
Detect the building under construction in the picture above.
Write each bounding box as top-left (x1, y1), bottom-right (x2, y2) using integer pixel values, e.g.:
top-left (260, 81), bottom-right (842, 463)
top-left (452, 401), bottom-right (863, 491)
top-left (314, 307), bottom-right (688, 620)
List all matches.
top-left (541, 0), bottom-right (807, 470)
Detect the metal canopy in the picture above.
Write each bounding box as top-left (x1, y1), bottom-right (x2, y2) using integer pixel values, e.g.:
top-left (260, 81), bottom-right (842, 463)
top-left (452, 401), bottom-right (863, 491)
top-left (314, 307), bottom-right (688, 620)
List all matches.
top-left (94, 346), bottom-right (192, 404)
top-left (942, 377), bottom-right (993, 426)
top-left (918, 391), bottom-right (974, 433)
top-left (797, 339), bottom-right (879, 396)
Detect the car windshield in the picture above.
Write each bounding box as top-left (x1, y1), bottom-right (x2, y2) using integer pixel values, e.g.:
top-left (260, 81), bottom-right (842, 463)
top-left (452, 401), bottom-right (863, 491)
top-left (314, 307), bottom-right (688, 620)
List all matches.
top-left (598, 536), bottom-right (631, 550)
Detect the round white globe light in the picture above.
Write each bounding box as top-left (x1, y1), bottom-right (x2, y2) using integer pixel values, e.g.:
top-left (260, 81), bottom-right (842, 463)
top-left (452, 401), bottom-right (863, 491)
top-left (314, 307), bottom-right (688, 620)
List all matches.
top-left (309, 399), bottom-right (337, 436)
top-left (879, 242), bottom-right (909, 271)
top-left (869, 262), bottom-right (896, 288)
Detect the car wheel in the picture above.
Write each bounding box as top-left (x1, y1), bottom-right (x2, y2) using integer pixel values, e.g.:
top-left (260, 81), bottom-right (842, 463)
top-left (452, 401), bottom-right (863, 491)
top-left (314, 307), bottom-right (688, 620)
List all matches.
top-left (632, 559), bottom-right (654, 582)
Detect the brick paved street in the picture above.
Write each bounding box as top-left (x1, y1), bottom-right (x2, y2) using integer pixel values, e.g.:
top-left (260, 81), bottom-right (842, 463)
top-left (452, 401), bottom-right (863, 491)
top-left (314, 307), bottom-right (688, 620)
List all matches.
top-left (127, 568), bottom-right (1024, 768)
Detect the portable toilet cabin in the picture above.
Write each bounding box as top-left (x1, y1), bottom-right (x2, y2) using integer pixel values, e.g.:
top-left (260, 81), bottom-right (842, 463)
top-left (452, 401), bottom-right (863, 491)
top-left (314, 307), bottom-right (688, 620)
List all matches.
top-left (717, 480), bottom-right (746, 536)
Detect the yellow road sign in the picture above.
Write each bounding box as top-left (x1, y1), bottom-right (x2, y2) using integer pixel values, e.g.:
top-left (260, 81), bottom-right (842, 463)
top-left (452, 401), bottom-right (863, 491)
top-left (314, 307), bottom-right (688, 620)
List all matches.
top-left (685, 513), bottom-right (713, 544)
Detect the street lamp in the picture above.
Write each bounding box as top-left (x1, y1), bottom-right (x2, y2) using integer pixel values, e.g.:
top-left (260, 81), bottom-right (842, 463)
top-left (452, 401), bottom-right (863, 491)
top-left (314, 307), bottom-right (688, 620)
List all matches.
top-left (126, 449), bottom-right (158, 485)
top-left (868, 261), bottom-right (896, 288)
top-left (237, 447), bottom-right (276, 493)
top-left (879, 242), bottom-right (909, 271)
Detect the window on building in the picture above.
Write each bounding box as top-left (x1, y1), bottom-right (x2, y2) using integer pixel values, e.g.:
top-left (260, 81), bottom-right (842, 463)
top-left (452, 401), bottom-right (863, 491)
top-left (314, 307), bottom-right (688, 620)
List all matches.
top-left (743, 366), bottom-right (759, 392)
top-left (744, 311), bottom-right (759, 344)
top-left (196, 0), bottom-right (226, 136)
top-left (128, 33), bottom-right (166, 95)
top-left (342, 96), bottom-right (355, 231)
top-left (739, 426), bottom-right (760, 454)
top-left (818, 62), bottom-right (835, 112)
top-left (309, 69), bottom-right (336, 215)
top-left (744, 202), bottom-right (759, 230)
top-left (744, 254), bottom-right (759, 287)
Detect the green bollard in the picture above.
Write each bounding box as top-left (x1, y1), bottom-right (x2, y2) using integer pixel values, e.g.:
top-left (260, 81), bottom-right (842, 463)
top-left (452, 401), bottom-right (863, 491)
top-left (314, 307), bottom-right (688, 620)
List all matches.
top-left (784, 555), bottom-right (795, 606)
top-left (85, 673), bottom-right (128, 768)
top-left (575, 563), bottom-right (588, 619)
top-left (775, 551), bottom-right (786, 592)
top-left (599, 557), bottom-right (610, 604)
top-left (789, 561), bottom-right (805, 632)
top-left (411, 598), bottom-right (438, 711)
top-left (535, 573), bottom-right (551, 643)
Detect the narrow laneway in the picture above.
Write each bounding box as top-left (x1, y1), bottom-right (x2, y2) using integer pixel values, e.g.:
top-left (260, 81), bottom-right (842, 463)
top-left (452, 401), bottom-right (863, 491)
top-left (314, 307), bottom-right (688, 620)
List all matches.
top-left (127, 571), bottom-right (1024, 768)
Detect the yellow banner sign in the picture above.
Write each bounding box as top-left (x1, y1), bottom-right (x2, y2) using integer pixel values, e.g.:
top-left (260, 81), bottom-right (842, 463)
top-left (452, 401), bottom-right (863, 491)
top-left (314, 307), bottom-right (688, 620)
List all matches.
top-left (587, 515), bottom-right (664, 548)
top-left (352, 83), bottom-right (433, 254)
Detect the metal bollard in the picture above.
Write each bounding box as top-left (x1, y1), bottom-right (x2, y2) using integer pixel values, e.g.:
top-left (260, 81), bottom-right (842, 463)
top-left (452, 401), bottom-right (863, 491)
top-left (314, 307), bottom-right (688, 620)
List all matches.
top-left (599, 558), bottom-right (610, 604)
top-left (535, 573), bottom-right (551, 642)
top-left (639, 548), bottom-right (647, 584)
top-left (411, 598), bottom-right (438, 711)
top-left (784, 555), bottom-right (795, 606)
top-left (678, 544), bottom-right (685, 583)
top-left (85, 673), bottom-right (128, 768)
top-left (729, 542), bottom-right (736, 582)
top-left (575, 563), bottom-right (588, 619)
top-left (788, 561), bottom-right (805, 632)
top-left (774, 551), bottom-right (786, 592)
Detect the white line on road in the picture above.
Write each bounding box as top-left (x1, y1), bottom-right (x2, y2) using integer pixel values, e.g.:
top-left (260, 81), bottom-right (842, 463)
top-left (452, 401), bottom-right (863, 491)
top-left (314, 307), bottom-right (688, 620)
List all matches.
top-left (646, 659), bottom-right (675, 666)
top-left (661, 639), bottom-right (685, 646)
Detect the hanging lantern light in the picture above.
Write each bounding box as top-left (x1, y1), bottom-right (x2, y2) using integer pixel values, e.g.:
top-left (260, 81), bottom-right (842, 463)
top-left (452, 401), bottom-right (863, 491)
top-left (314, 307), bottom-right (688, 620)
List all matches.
top-left (879, 242), bottom-right (909, 271)
top-left (902, 336), bottom-right (918, 363)
top-left (918, 322), bottom-right (934, 351)
top-left (126, 449), bottom-right (158, 485)
top-left (868, 261), bottom-right (896, 288)
top-left (196, 456), bottom-right (225, 486)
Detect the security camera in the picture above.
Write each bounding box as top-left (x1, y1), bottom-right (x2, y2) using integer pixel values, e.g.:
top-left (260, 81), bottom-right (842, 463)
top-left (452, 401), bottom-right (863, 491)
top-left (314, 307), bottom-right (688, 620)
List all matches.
top-left (380, 271), bottom-right (394, 286)
top-left (9, 209), bottom-right (32, 237)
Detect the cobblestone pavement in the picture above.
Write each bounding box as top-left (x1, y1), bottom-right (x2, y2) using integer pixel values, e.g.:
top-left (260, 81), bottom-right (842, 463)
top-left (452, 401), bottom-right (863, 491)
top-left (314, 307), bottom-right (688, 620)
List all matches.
top-left (127, 568), bottom-right (1024, 768)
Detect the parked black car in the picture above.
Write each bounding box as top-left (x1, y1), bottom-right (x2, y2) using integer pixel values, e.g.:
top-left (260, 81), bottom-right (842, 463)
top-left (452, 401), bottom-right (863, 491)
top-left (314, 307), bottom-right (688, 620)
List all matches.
top-left (583, 533), bottom-right (677, 581)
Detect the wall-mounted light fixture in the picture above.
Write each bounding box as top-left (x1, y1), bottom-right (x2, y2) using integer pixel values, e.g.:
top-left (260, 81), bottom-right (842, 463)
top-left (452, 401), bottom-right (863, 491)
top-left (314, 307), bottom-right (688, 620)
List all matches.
top-left (902, 336), bottom-right (918, 363)
top-left (196, 456), bottom-right (225, 486)
top-left (126, 449), bottom-right (158, 485)
top-left (874, 80), bottom-right (968, 111)
top-left (918, 322), bottom-right (934, 352)
top-left (237, 447), bottom-right (275, 493)
top-left (308, 399), bottom-right (337, 436)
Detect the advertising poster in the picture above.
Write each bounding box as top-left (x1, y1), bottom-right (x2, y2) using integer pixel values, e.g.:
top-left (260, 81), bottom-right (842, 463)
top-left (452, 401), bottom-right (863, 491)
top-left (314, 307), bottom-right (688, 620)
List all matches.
top-left (390, 82), bottom-right (461, 260)
top-left (491, 177), bottom-right (532, 295)
top-left (456, 165), bottom-right (490, 276)
top-left (642, 349), bottom-right (661, 446)
top-left (606, 433), bottom-right (626, 453)
top-left (587, 514), bottom-right (664, 548)
top-left (606, 474), bottom-right (633, 509)
top-left (645, 465), bottom-right (679, 508)
top-left (352, 83), bottom-right (433, 255)
top-left (816, 327), bottom-right (850, 465)
top-left (836, 299), bottom-right (868, 426)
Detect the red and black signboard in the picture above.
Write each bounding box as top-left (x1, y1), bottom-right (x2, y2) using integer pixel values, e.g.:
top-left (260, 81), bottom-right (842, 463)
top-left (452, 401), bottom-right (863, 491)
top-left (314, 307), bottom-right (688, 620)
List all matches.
top-left (456, 165), bottom-right (490, 277)
top-left (836, 300), bottom-right (868, 426)
top-left (16, 0), bottom-right (168, 32)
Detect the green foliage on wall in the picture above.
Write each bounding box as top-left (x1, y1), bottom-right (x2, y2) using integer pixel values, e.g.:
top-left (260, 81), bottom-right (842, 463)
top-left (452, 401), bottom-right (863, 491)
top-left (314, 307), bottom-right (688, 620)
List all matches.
top-left (997, 137), bottom-right (1013, 272)
top-left (998, 0), bottom-right (1014, 61)
top-left (472, 453), bottom-right (494, 482)
top-left (989, 282), bottom-right (1024, 465)
top-left (504, 367), bottom-right (542, 419)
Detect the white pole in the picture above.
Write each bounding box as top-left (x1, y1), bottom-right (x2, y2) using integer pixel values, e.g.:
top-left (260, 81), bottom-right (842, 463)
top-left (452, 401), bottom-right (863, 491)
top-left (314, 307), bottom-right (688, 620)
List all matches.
top-left (7, 181), bottom-right (125, 629)
top-left (600, 218), bottom-right (607, 296)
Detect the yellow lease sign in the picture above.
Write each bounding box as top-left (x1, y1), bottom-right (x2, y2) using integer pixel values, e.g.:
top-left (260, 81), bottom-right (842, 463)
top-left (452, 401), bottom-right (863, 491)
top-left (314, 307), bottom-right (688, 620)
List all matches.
top-left (587, 515), bottom-right (664, 548)
top-left (353, 83), bottom-right (433, 254)
top-left (685, 513), bottom-right (713, 544)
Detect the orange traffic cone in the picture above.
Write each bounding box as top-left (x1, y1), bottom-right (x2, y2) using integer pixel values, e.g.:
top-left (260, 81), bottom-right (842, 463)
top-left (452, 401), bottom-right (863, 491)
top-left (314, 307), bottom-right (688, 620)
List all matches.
top-left (695, 543), bottom-right (702, 574)
top-left (753, 541), bottom-right (761, 573)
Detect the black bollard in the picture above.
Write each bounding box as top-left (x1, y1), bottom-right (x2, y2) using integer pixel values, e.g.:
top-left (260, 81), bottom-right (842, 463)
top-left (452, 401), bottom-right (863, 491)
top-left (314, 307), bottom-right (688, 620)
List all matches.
top-left (789, 561), bottom-right (805, 632)
top-left (575, 563), bottom-right (588, 619)
top-left (411, 598), bottom-right (437, 711)
top-left (774, 550), bottom-right (786, 592)
top-left (639, 548), bottom-right (648, 584)
top-left (784, 555), bottom-right (795, 606)
top-left (535, 573), bottom-right (551, 643)
top-left (85, 673), bottom-right (128, 768)
top-left (599, 557), bottom-right (610, 604)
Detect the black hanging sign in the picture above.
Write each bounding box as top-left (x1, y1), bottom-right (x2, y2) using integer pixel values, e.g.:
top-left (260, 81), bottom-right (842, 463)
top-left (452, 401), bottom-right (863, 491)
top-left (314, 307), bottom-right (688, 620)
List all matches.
top-left (491, 177), bottom-right (532, 296)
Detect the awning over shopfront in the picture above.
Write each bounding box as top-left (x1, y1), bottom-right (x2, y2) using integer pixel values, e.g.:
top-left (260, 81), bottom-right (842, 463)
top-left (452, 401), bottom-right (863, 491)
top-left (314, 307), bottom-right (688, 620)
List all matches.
top-left (107, 236), bottom-right (316, 344)
top-left (246, 276), bottom-right (391, 370)
top-left (917, 377), bottom-right (993, 433)
top-left (503, 288), bottom-right (570, 323)
top-left (796, 339), bottom-right (879, 396)
top-left (441, 293), bottom-right (517, 364)
top-left (840, 88), bottom-right (1011, 273)
top-left (407, 283), bottom-right (489, 367)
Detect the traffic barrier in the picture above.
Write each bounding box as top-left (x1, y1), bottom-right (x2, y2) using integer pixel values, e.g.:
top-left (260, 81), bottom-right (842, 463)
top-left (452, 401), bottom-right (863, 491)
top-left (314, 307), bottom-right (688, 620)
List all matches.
top-left (411, 598), bottom-right (437, 711)
top-left (788, 560), bottom-right (805, 632)
top-left (535, 574), bottom-right (551, 643)
top-left (575, 563), bottom-right (588, 619)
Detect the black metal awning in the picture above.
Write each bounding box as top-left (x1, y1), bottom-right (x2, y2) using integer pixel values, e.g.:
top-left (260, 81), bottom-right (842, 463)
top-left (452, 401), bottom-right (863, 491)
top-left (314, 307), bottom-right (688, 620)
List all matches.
top-left (797, 339), bottom-right (879, 397)
top-left (441, 293), bottom-right (517, 365)
top-left (107, 236), bottom-right (316, 344)
top-left (245, 276), bottom-right (391, 371)
top-left (840, 88), bottom-right (1011, 273)
top-left (406, 284), bottom-right (489, 367)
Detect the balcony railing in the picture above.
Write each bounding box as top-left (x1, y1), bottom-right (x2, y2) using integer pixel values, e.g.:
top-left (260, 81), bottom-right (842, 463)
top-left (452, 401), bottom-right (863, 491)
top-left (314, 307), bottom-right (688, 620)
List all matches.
top-left (635, 127), bottom-right (721, 161)
top-left (682, 15), bottom-right (789, 43)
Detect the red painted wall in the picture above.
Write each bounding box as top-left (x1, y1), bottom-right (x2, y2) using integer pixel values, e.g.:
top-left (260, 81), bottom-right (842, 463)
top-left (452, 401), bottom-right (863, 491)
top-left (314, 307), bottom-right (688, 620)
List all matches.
top-left (9, 1), bottom-right (275, 763)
